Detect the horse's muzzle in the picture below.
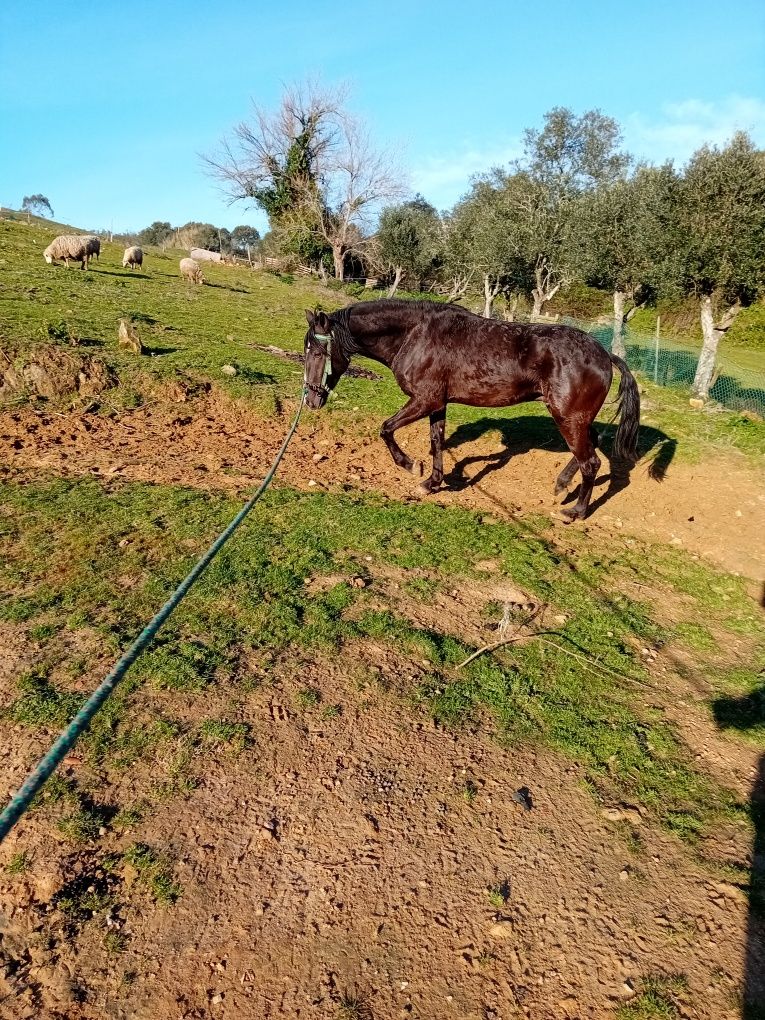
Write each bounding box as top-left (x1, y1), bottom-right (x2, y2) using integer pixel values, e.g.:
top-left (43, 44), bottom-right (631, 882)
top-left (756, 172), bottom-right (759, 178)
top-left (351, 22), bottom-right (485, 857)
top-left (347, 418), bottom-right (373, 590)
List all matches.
top-left (304, 384), bottom-right (327, 410)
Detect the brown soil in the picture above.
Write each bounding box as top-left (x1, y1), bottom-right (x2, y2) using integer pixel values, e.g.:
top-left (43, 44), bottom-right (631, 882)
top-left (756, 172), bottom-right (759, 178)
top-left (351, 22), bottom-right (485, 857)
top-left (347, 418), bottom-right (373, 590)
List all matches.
top-left (1, 391), bottom-right (763, 582)
top-left (0, 650), bottom-right (759, 1020)
top-left (1, 391), bottom-right (763, 1019)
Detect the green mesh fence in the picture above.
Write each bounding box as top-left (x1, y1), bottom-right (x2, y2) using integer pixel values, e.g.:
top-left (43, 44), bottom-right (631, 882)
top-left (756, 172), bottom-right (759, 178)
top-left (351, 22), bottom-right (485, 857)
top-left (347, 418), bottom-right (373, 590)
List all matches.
top-left (562, 318), bottom-right (765, 417)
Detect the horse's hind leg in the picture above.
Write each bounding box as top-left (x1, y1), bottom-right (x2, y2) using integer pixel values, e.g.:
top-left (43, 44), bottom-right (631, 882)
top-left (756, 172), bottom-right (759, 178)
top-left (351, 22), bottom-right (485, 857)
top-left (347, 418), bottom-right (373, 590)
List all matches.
top-left (553, 420), bottom-right (601, 521)
top-left (417, 407), bottom-right (446, 495)
top-left (554, 426), bottom-right (599, 494)
top-left (380, 396), bottom-right (435, 476)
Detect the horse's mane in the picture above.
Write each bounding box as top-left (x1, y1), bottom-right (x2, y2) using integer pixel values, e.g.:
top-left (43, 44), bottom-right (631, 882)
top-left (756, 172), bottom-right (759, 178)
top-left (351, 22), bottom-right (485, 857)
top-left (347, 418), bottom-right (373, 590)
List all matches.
top-left (329, 298), bottom-right (476, 357)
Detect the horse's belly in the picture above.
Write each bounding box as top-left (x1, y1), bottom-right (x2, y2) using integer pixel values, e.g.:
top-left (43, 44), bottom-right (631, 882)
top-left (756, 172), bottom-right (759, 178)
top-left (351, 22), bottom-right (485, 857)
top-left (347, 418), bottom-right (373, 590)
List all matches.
top-left (448, 377), bottom-right (539, 407)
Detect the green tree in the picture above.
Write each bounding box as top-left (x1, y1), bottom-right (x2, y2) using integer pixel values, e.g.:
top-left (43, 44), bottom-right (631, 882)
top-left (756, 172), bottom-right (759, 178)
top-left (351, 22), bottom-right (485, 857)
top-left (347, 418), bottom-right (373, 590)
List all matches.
top-left (514, 107), bottom-right (632, 315)
top-left (449, 175), bottom-right (530, 317)
top-left (138, 221), bottom-right (172, 247)
top-left (578, 164), bottom-right (679, 356)
top-left (21, 194), bottom-right (53, 221)
top-left (230, 225), bottom-right (261, 256)
top-left (676, 132), bottom-right (765, 398)
top-left (376, 196), bottom-right (441, 295)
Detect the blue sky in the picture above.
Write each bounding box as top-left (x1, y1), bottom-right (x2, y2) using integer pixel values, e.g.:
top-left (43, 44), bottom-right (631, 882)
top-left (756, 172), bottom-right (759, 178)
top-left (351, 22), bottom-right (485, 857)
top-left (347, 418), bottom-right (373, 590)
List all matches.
top-left (1, 0), bottom-right (763, 234)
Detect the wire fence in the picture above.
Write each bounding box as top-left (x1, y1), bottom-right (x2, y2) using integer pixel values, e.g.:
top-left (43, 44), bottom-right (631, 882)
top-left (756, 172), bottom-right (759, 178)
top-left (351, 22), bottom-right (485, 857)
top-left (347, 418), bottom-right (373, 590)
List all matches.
top-left (563, 318), bottom-right (765, 417)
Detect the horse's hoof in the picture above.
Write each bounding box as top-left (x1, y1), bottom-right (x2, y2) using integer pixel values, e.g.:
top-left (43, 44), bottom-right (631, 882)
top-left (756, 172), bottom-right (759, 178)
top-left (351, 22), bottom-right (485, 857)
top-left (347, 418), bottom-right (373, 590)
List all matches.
top-left (559, 507), bottom-right (583, 523)
top-left (413, 481), bottom-right (431, 499)
top-left (410, 459), bottom-right (424, 478)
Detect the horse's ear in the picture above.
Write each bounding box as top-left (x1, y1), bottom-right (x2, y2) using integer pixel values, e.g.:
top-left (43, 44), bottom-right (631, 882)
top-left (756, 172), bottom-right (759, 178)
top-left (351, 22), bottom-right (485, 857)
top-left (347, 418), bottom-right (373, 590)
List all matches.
top-left (304, 309), bottom-right (315, 326)
top-left (316, 311), bottom-right (331, 333)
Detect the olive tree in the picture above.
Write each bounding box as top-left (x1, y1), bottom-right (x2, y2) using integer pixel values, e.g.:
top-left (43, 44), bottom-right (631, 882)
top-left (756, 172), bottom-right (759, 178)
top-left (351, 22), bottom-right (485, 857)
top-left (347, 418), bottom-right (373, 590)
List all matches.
top-left (449, 175), bottom-right (532, 317)
top-left (513, 107), bottom-right (632, 315)
top-left (578, 164), bottom-right (679, 356)
top-left (231, 225), bottom-right (261, 256)
top-left (376, 196), bottom-right (441, 295)
top-left (676, 133), bottom-right (765, 398)
top-left (138, 221), bottom-right (173, 247)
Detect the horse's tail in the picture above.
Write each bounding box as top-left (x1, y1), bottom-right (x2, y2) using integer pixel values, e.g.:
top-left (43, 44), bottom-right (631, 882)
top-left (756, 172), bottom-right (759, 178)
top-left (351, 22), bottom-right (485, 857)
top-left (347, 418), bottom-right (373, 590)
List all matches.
top-left (609, 354), bottom-right (640, 463)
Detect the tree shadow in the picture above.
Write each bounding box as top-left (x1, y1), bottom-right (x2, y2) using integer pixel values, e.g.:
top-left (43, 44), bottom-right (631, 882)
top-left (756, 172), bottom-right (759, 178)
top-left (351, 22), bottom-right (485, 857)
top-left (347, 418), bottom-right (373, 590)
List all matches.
top-left (142, 346), bottom-right (179, 357)
top-left (711, 685), bottom-right (765, 1017)
top-left (443, 414), bottom-right (674, 518)
top-left (203, 282), bottom-right (249, 293)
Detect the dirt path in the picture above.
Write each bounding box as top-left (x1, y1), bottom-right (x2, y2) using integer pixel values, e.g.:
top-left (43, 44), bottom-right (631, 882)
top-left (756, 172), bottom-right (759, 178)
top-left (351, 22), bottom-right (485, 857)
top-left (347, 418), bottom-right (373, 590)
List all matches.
top-left (2, 395), bottom-right (763, 581)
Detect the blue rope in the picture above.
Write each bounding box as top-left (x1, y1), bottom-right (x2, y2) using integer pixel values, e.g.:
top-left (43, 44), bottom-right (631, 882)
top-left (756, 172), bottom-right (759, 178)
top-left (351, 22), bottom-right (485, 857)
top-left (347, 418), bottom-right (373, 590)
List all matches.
top-left (0, 388), bottom-right (307, 844)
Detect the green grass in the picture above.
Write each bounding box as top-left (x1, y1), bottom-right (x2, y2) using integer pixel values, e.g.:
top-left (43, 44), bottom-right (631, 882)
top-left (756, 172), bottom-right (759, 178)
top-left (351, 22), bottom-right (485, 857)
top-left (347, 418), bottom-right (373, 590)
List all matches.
top-left (1, 475), bottom-right (761, 849)
top-left (5, 851), bottom-right (30, 875)
top-left (123, 842), bottom-right (182, 903)
top-left (198, 718), bottom-right (250, 751)
top-left (295, 686), bottom-right (322, 709)
top-left (616, 975), bottom-right (688, 1019)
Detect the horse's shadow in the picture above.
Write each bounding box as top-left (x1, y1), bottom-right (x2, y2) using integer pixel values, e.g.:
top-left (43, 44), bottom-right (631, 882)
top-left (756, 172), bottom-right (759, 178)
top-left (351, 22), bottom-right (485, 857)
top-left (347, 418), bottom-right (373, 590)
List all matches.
top-left (443, 414), bottom-right (676, 517)
top-left (711, 685), bottom-right (765, 1016)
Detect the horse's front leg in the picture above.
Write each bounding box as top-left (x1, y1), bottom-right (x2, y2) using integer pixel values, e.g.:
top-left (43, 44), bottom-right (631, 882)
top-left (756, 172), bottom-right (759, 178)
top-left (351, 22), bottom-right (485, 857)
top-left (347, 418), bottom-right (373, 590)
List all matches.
top-left (380, 396), bottom-right (436, 477)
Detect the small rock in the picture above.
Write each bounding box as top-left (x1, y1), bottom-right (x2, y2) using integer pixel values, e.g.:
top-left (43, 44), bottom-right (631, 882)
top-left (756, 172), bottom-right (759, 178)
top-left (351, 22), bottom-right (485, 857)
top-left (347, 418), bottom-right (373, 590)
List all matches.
top-left (118, 318), bottom-right (143, 355)
top-left (489, 920), bottom-right (514, 939)
top-left (512, 787), bottom-right (533, 811)
top-left (220, 365), bottom-right (237, 377)
top-left (619, 869), bottom-right (629, 882)
top-left (689, 398), bottom-right (705, 409)
top-left (553, 614), bottom-right (567, 626)
top-left (308, 479), bottom-right (317, 487)
top-left (211, 992), bottom-right (224, 1004)
top-left (351, 576), bottom-right (367, 588)
top-left (312, 453), bottom-right (327, 464)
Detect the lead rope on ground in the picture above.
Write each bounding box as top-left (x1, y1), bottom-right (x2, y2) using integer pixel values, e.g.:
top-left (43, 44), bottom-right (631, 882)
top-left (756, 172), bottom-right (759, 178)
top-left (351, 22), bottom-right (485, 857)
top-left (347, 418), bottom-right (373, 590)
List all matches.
top-left (0, 386), bottom-right (308, 845)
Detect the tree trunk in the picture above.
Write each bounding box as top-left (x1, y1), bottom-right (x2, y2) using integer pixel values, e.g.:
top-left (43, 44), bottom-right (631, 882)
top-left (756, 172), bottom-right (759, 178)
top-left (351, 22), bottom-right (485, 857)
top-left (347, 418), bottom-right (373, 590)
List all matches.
top-left (482, 274), bottom-right (497, 318)
top-left (692, 295), bottom-right (720, 399)
top-left (332, 245), bottom-right (345, 281)
top-left (503, 295), bottom-right (519, 322)
top-left (388, 266), bottom-right (403, 298)
top-left (612, 290), bottom-right (627, 359)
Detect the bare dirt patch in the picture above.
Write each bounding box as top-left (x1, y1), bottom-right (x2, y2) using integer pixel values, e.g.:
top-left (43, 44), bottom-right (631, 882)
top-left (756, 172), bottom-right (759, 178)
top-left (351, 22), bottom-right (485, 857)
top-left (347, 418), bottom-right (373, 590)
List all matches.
top-left (0, 654), bottom-right (759, 1019)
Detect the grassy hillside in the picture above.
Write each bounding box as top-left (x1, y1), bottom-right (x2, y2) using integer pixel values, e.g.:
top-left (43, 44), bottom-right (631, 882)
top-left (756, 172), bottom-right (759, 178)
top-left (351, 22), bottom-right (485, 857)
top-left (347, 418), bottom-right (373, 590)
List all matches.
top-left (1, 215), bottom-right (764, 1016)
top-left (2, 217), bottom-right (763, 458)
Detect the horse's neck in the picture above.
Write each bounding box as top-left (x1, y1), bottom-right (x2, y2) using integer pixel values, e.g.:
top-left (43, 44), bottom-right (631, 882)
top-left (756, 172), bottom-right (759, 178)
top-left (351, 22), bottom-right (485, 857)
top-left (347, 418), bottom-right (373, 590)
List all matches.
top-left (349, 309), bottom-right (409, 367)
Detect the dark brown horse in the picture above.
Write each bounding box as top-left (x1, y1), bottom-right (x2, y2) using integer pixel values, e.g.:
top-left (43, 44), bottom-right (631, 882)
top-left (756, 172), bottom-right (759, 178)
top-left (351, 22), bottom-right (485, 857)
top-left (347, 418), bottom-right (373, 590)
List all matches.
top-left (303, 299), bottom-right (640, 520)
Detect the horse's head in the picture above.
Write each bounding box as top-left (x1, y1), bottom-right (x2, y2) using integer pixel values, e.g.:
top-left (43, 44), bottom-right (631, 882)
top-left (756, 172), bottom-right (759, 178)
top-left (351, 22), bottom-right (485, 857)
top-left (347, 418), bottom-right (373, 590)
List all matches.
top-left (303, 309), bottom-right (346, 409)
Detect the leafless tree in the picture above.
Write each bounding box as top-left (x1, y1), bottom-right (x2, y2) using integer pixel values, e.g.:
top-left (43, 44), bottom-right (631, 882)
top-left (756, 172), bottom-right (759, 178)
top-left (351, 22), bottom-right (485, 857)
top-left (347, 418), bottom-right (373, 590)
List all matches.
top-left (204, 81), bottom-right (404, 278)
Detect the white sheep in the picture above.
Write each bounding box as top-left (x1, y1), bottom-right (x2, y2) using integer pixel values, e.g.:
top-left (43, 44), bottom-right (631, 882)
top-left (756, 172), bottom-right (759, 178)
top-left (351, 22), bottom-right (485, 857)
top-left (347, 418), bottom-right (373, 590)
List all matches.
top-left (179, 257), bottom-right (204, 285)
top-left (43, 234), bottom-right (95, 269)
top-left (122, 245), bottom-right (143, 270)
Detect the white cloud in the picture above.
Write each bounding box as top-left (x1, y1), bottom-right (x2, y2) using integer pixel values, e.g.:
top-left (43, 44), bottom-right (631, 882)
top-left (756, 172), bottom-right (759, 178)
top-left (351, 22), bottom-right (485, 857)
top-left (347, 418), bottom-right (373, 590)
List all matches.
top-left (410, 140), bottom-right (522, 211)
top-left (625, 95), bottom-right (765, 166)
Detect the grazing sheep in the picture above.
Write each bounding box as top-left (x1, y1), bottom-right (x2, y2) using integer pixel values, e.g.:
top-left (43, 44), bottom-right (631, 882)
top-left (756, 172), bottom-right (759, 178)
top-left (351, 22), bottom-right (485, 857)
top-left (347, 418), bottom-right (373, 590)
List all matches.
top-left (122, 245), bottom-right (143, 270)
top-left (43, 234), bottom-right (94, 269)
top-left (85, 235), bottom-right (101, 261)
top-left (179, 257), bottom-right (204, 285)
